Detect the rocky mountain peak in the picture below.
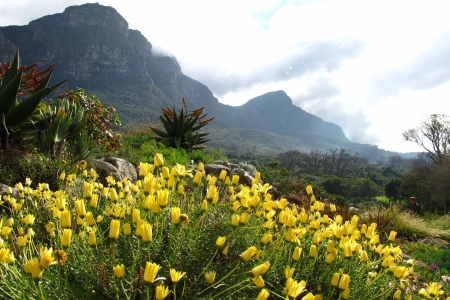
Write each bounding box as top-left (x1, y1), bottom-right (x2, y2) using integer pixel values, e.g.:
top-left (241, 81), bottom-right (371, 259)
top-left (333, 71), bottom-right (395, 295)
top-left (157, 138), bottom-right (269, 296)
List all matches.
top-left (30, 3), bottom-right (129, 37)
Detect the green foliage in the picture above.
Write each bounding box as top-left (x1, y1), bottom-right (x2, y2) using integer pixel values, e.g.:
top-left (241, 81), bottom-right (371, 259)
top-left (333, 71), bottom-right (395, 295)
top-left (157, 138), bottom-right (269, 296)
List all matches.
top-left (385, 178), bottom-right (402, 200)
top-left (149, 99), bottom-right (213, 151)
top-left (35, 98), bottom-right (87, 157)
top-left (0, 144), bottom-right (73, 189)
top-left (62, 88), bottom-right (122, 153)
top-left (0, 49), bottom-right (64, 149)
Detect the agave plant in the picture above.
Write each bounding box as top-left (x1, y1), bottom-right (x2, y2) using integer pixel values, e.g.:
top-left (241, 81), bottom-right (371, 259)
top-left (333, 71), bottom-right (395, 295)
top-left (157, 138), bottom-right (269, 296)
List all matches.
top-left (35, 98), bottom-right (87, 157)
top-left (0, 49), bottom-right (64, 149)
top-left (149, 98), bottom-right (214, 150)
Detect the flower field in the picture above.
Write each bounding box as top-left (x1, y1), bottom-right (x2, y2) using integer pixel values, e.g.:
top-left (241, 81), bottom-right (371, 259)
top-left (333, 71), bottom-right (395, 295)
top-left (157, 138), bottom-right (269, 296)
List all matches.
top-left (0, 154), bottom-right (449, 299)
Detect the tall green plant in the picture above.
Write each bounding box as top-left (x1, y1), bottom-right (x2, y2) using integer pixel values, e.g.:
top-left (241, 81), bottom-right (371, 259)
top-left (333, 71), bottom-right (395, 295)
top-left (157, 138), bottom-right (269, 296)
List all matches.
top-left (149, 98), bottom-right (213, 151)
top-left (0, 49), bottom-right (64, 149)
top-left (35, 98), bottom-right (87, 157)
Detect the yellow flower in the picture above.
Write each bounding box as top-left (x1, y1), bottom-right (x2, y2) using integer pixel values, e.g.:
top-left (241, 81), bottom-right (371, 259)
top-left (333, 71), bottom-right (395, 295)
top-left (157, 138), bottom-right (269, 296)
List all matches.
top-left (122, 223), bottom-right (131, 236)
top-left (144, 262), bottom-right (162, 283)
top-left (418, 282), bottom-right (444, 298)
top-left (253, 275), bottom-right (265, 288)
top-left (388, 231), bottom-right (397, 242)
top-left (0, 248), bottom-right (15, 264)
top-left (142, 223), bottom-right (152, 242)
top-left (90, 194), bottom-right (99, 208)
top-left (239, 212), bottom-right (250, 224)
top-left (341, 288), bottom-right (350, 299)
top-left (331, 273), bottom-right (340, 286)
top-left (309, 245), bottom-right (317, 258)
top-left (325, 253), bottom-right (334, 264)
top-left (330, 204), bottom-right (336, 212)
top-left (113, 264), bottom-right (125, 278)
top-left (61, 229), bottom-right (72, 248)
top-left (256, 289), bottom-right (270, 300)
top-left (359, 250), bottom-right (369, 262)
top-left (22, 214), bottom-right (35, 226)
top-left (23, 258), bottom-right (43, 280)
top-left (285, 266), bottom-right (295, 279)
top-left (1, 226), bottom-right (12, 237)
top-left (170, 269), bottom-right (186, 283)
top-left (155, 285), bottom-right (171, 300)
top-left (232, 174), bottom-right (240, 185)
top-left (109, 219), bottom-right (121, 240)
top-left (302, 293), bottom-right (316, 300)
top-left (204, 270), bottom-right (216, 284)
top-left (231, 214), bottom-right (240, 227)
top-left (40, 247), bottom-right (56, 268)
top-left (171, 207), bottom-right (181, 225)
top-left (251, 261), bottom-right (271, 277)
top-left (241, 246), bottom-right (258, 262)
top-left (306, 185), bottom-right (313, 195)
top-left (260, 233), bottom-right (273, 245)
top-left (157, 190), bottom-right (169, 207)
top-left (154, 153), bottom-right (164, 167)
top-left (88, 231), bottom-right (96, 246)
top-left (201, 199), bottom-right (208, 211)
top-left (162, 167), bottom-right (170, 179)
top-left (222, 245), bottom-right (229, 256)
top-left (287, 280), bottom-right (307, 298)
top-left (393, 290), bottom-right (401, 299)
top-left (75, 199), bottom-right (86, 218)
top-left (292, 247), bottom-right (302, 261)
top-left (83, 182), bottom-right (94, 199)
top-left (338, 274), bottom-right (350, 290)
top-left (216, 236), bottom-right (226, 247)
top-left (17, 236), bottom-right (27, 248)
top-left (286, 228), bottom-right (297, 243)
top-left (193, 171), bottom-right (203, 186)
top-left (61, 210), bottom-right (71, 228)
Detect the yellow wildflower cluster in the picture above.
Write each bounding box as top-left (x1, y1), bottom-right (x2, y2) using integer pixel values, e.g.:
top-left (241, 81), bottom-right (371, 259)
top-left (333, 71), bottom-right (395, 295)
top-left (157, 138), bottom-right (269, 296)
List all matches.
top-left (0, 153), bottom-right (449, 300)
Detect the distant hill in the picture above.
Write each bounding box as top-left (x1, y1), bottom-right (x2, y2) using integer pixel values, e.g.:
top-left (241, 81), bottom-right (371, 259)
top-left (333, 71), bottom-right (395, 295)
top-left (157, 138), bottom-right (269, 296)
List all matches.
top-left (0, 3), bottom-right (413, 161)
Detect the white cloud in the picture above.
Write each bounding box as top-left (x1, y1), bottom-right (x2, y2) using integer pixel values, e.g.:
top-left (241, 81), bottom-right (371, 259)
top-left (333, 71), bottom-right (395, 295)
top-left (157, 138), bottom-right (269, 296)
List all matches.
top-left (2, 0), bottom-right (450, 153)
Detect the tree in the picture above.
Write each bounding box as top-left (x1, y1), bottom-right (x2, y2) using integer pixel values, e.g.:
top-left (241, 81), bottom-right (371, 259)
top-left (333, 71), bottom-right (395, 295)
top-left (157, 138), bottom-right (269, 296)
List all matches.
top-left (277, 150), bottom-right (302, 171)
top-left (403, 114), bottom-right (450, 164)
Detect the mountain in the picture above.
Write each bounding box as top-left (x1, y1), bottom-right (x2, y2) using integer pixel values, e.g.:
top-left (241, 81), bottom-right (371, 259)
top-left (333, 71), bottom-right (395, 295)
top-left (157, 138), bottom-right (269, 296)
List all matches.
top-left (0, 3), bottom-right (407, 161)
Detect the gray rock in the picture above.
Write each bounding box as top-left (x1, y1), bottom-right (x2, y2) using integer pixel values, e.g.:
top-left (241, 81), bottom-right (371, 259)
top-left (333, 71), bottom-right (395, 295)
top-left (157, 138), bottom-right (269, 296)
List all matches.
top-left (93, 157), bottom-right (137, 182)
top-left (204, 164), bottom-right (230, 178)
top-left (231, 169), bottom-right (254, 186)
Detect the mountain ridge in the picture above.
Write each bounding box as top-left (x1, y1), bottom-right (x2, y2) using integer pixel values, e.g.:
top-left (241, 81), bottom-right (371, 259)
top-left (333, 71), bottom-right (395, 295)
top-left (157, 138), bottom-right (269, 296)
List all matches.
top-left (0, 3), bottom-right (410, 160)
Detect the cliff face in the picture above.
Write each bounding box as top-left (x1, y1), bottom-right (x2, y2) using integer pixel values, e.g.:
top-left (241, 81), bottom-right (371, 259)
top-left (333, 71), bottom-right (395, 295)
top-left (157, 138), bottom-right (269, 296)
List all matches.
top-left (0, 3), bottom-right (350, 149)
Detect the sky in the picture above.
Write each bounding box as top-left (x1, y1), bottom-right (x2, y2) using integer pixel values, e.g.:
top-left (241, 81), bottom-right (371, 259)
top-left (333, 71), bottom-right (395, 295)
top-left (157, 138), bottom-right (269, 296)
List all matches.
top-left (2, 0), bottom-right (450, 153)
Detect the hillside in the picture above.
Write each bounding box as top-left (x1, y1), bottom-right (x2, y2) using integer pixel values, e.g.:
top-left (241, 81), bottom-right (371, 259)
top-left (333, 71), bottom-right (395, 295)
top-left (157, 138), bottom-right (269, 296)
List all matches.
top-left (0, 3), bottom-right (411, 160)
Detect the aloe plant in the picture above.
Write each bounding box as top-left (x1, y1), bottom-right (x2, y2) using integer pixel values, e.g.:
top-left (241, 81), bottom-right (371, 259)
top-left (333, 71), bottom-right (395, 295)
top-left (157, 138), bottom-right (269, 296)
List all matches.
top-left (149, 98), bottom-right (214, 150)
top-left (0, 49), bottom-right (64, 149)
top-left (35, 98), bottom-right (87, 157)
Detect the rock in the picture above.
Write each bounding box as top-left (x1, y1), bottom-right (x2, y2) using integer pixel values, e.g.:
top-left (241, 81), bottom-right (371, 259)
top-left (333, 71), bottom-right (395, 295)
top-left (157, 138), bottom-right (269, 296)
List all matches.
top-left (204, 164), bottom-right (230, 178)
top-left (94, 157), bottom-right (137, 182)
top-left (231, 169), bottom-right (253, 186)
top-left (0, 183), bottom-right (18, 199)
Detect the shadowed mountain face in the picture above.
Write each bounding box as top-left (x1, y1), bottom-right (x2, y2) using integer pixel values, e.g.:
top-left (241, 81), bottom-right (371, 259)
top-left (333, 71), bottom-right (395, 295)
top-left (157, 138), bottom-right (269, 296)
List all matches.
top-left (1, 3), bottom-right (403, 160)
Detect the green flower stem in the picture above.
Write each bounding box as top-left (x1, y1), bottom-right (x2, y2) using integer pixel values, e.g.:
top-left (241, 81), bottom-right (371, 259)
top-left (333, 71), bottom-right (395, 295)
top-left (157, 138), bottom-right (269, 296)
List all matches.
top-left (210, 279), bottom-right (251, 299)
top-left (120, 279), bottom-right (130, 299)
top-left (145, 284), bottom-right (150, 300)
top-left (190, 248), bottom-right (219, 288)
top-left (197, 261), bottom-right (241, 296)
top-left (173, 282), bottom-right (177, 300)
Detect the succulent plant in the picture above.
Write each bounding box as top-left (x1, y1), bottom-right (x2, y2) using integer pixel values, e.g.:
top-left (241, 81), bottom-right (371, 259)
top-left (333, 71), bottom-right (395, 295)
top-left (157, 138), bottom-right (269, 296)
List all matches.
top-left (149, 98), bottom-right (214, 151)
top-left (0, 49), bottom-right (64, 149)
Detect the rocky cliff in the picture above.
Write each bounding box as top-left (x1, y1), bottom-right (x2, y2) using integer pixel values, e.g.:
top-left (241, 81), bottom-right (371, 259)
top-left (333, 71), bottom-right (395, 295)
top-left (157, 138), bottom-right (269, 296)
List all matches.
top-left (0, 3), bottom-right (356, 154)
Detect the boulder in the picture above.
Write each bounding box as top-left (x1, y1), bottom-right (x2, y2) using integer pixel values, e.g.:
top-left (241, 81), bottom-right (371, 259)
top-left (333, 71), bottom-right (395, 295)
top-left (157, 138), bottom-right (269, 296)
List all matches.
top-left (93, 157), bottom-right (137, 182)
top-left (231, 169), bottom-right (254, 186)
top-left (204, 164), bottom-right (231, 178)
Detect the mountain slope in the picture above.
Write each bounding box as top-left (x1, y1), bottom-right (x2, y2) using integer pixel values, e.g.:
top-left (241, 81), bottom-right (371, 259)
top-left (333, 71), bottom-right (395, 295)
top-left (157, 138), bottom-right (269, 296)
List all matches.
top-left (0, 3), bottom-right (405, 160)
